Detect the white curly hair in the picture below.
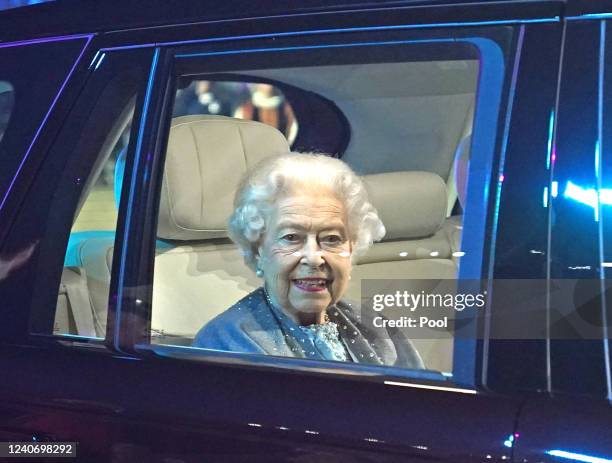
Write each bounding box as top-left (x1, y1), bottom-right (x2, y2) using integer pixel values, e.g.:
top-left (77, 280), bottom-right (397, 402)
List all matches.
top-left (228, 152), bottom-right (386, 271)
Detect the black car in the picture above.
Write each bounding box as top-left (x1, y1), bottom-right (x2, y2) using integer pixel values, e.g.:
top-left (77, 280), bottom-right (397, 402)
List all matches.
top-left (0, 0), bottom-right (610, 461)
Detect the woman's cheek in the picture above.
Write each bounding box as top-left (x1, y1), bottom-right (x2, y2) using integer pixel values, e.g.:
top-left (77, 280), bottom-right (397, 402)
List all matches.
top-left (271, 244), bottom-right (301, 257)
top-left (331, 256), bottom-right (352, 300)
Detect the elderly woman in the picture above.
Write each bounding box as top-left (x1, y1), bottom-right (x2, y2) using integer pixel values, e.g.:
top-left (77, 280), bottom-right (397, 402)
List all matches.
top-left (193, 153), bottom-right (423, 369)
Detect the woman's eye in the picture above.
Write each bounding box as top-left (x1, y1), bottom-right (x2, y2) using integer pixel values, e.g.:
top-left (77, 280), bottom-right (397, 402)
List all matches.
top-left (322, 235), bottom-right (342, 244)
top-left (281, 234), bottom-right (299, 242)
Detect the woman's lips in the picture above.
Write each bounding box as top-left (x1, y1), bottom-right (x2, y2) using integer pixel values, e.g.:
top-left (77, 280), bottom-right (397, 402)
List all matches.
top-left (292, 278), bottom-right (329, 292)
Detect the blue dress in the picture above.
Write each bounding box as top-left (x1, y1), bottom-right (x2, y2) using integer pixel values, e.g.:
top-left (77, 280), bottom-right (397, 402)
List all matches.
top-left (193, 287), bottom-right (424, 369)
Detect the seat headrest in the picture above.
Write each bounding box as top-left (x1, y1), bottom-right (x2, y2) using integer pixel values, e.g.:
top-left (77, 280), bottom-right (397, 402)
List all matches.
top-left (157, 115), bottom-right (290, 240)
top-left (362, 171), bottom-right (447, 240)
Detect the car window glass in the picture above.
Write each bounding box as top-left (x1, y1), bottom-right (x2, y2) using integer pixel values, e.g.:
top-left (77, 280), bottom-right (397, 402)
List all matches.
top-left (0, 37), bottom-right (88, 200)
top-left (70, 126), bottom-right (131, 233)
top-left (0, 81), bottom-right (14, 145)
top-left (146, 41), bottom-right (494, 378)
top-left (24, 49), bottom-right (147, 340)
top-left (173, 80), bottom-right (298, 144)
top-left (55, 118), bottom-right (133, 338)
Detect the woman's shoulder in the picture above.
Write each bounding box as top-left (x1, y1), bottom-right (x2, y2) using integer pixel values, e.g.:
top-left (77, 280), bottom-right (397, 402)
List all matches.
top-left (334, 298), bottom-right (361, 320)
top-left (192, 288), bottom-right (271, 350)
top-left (197, 288), bottom-right (266, 330)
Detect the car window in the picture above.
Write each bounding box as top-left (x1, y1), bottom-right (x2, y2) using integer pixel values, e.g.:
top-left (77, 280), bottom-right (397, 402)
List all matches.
top-left (15, 30), bottom-right (512, 384)
top-left (0, 37), bottom-right (89, 204)
top-left (137, 34), bottom-right (507, 380)
top-left (70, 126), bottom-right (131, 233)
top-left (0, 81), bottom-right (14, 145)
top-left (55, 117), bottom-right (133, 338)
top-left (23, 49), bottom-right (148, 340)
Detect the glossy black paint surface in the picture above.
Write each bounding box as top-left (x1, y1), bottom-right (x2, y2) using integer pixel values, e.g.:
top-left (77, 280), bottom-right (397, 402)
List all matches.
top-left (0, 0), bottom-right (610, 462)
top-left (567, 0), bottom-right (612, 17)
top-left (0, 0), bottom-right (563, 42)
top-left (487, 22), bottom-right (563, 394)
top-left (602, 17), bottom-right (612, 394)
top-left (549, 20), bottom-right (608, 397)
top-left (514, 394), bottom-right (612, 463)
top-left (0, 343), bottom-right (523, 462)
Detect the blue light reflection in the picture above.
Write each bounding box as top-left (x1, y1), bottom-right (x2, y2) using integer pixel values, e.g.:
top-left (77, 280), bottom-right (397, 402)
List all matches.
top-left (563, 181), bottom-right (612, 218)
top-left (547, 450), bottom-right (612, 463)
top-left (547, 110), bottom-right (555, 170)
top-left (94, 52), bottom-right (105, 71)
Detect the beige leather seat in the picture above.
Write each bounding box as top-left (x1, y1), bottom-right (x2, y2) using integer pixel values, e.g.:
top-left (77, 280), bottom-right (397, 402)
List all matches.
top-left (62, 115), bottom-right (290, 341)
top-left (442, 101), bottom-right (472, 265)
top-left (443, 132), bottom-right (470, 265)
top-left (151, 115), bottom-right (290, 342)
top-left (348, 171), bottom-right (457, 372)
top-left (347, 170), bottom-right (456, 300)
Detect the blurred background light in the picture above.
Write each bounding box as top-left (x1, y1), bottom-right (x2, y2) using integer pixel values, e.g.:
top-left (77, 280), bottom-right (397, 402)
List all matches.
top-left (0, 0), bottom-right (52, 11)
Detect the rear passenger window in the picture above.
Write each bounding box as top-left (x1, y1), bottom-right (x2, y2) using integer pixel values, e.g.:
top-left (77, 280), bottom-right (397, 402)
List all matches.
top-left (56, 115), bottom-right (133, 338)
top-left (0, 81), bottom-right (14, 144)
top-left (144, 36), bottom-right (502, 378)
top-left (25, 49), bottom-right (147, 340)
top-left (0, 37), bottom-right (89, 199)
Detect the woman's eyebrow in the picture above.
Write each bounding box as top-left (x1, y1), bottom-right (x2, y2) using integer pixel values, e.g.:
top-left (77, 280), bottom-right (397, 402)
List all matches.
top-left (276, 220), bottom-right (346, 232)
top-left (319, 222), bottom-right (347, 231)
top-left (276, 220), bottom-right (307, 230)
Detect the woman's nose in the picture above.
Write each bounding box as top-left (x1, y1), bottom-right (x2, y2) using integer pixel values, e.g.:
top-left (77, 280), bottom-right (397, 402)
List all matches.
top-left (300, 237), bottom-right (325, 267)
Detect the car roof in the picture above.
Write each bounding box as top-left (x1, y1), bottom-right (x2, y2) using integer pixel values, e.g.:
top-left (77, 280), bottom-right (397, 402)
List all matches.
top-left (0, 0), bottom-right (564, 42)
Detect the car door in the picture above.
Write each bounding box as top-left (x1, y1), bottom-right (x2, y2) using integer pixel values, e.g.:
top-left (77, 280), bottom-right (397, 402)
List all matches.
top-left (0, 1), bottom-right (566, 462)
top-left (511, 4), bottom-right (612, 463)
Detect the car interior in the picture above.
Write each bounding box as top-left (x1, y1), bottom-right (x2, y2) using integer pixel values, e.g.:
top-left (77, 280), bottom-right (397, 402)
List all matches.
top-left (55, 58), bottom-right (478, 375)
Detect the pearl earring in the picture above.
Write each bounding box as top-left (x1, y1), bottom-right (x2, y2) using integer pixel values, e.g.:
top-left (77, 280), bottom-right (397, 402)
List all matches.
top-left (256, 266), bottom-right (264, 277)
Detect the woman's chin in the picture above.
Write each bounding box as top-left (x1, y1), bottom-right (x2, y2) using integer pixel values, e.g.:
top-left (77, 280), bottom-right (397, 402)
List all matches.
top-left (289, 289), bottom-right (331, 312)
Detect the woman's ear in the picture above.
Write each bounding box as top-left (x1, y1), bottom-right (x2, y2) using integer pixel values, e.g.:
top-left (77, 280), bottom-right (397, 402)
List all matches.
top-left (254, 247), bottom-right (264, 278)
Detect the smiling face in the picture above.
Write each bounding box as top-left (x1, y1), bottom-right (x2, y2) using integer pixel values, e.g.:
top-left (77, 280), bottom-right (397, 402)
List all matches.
top-left (257, 183), bottom-right (353, 325)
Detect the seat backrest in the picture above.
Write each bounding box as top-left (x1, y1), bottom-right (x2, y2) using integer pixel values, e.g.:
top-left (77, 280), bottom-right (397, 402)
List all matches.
top-left (152, 115), bottom-right (290, 340)
top-left (442, 129), bottom-right (471, 265)
top-left (441, 101), bottom-right (472, 265)
top-left (347, 170), bottom-right (456, 372)
top-left (346, 170), bottom-right (456, 300)
top-left (69, 115), bottom-right (290, 340)
top-left (446, 100), bottom-right (473, 215)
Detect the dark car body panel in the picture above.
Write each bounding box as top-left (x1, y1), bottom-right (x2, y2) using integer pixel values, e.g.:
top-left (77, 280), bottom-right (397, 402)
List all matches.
top-left (0, 1), bottom-right (564, 43)
top-left (0, 344), bottom-right (523, 462)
